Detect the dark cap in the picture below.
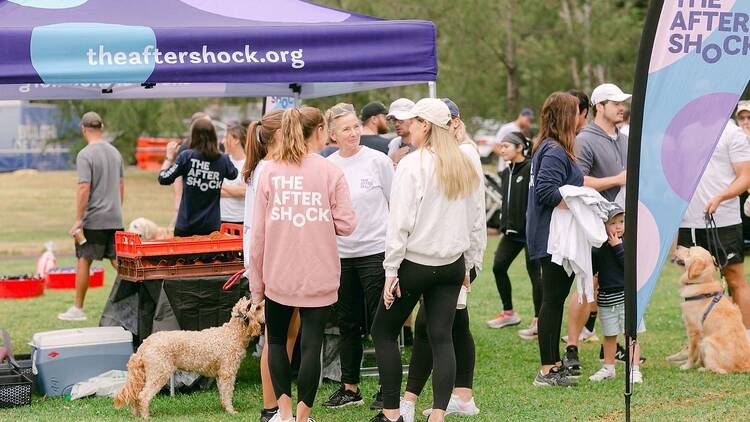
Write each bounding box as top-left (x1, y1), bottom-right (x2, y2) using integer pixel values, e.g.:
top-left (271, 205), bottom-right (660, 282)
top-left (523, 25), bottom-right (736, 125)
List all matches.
top-left (520, 108), bottom-right (534, 118)
top-left (81, 111), bottom-right (103, 129)
top-left (441, 98), bottom-right (460, 118)
top-left (361, 102), bottom-right (388, 122)
top-left (501, 131), bottom-right (527, 146)
top-left (607, 203), bottom-right (625, 221)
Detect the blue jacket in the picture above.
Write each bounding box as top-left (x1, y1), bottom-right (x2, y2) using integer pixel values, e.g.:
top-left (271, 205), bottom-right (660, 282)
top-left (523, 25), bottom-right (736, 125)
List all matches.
top-left (526, 139), bottom-right (584, 259)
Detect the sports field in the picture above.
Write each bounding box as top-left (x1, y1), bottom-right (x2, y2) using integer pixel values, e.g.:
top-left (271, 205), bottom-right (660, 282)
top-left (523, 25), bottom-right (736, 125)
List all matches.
top-left (1, 169), bottom-right (749, 421)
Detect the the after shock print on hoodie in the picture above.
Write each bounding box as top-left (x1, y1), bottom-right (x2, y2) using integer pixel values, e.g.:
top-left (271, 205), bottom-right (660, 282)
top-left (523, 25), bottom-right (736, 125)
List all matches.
top-left (158, 149), bottom-right (238, 235)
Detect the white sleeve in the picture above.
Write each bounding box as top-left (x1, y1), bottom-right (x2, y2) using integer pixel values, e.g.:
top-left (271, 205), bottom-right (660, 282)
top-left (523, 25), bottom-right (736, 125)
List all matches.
top-left (387, 137), bottom-right (401, 156)
top-left (461, 145), bottom-right (487, 273)
top-left (728, 127), bottom-right (750, 164)
top-left (383, 160), bottom-right (419, 277)
top-left (378, 154), bottom-right (395, 204)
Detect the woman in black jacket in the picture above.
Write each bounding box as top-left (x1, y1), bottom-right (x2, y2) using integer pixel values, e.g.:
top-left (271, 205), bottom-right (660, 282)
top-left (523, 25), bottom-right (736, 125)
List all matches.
top-left (486, 131), bottom-right (543, 340)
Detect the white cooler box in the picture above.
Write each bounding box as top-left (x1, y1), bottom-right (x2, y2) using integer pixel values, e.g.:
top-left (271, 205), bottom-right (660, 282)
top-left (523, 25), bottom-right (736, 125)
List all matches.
top-left (31, 326), bottom-right (133, 397)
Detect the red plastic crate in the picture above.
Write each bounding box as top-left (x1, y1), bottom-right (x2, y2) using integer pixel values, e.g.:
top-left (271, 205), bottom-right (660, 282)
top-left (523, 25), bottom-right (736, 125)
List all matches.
top-left (0, 277), bottom-right (44, 299)
top-left (117, 257), bottom-right (243, 282)
top-left (115, 224), bottom-right (243, 258)
top-left (45, 267), bottom-right (104, 289)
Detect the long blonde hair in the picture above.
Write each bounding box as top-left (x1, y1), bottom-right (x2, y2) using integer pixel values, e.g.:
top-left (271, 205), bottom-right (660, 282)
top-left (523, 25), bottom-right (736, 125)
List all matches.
top-left (449, 117), bottom-right (478, 151)
top-left (421, 120), bottom-right (480, 200)
top-left (243, 109), bottom-right (283, 183)
top-left (279, 106), bottom-right (324, 165)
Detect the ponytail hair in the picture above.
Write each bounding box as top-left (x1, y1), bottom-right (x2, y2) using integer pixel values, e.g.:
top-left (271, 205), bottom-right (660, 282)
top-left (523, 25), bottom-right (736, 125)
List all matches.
top-left (243, 109), bottom-right (283, 183)
top-left (279, 106), bottom-right (324, 166)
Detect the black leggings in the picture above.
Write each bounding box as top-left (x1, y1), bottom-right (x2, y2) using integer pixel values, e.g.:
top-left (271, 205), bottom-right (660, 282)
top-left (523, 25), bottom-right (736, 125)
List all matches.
top-left (537, 257), bottom-right (575, 365)
top-left (265, 298), bottom-right (329, 408)
top-left (406, 307), bottom-right (475, 395)
top-left (372, 257), bottom-right (464, 411)
top-left (493, 236), bottom-right (543, 315)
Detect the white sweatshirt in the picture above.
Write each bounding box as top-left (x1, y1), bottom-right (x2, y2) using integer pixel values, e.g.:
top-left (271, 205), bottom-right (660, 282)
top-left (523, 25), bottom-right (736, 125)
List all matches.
top-left (327, 146), bottom-right (394, 258)
top-left (243, 160), bottom-right (269, 274)
top-left (548, 185), bottom-right (610, 304)
top-left (459, 142), bottom-right (488, 273)
top-left (384, 148), bottom-right (485, 277)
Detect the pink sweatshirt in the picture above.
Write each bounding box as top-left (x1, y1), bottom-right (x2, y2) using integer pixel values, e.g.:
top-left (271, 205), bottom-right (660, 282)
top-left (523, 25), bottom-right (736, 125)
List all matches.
top-left (250, 153), bottom-right (357, 307)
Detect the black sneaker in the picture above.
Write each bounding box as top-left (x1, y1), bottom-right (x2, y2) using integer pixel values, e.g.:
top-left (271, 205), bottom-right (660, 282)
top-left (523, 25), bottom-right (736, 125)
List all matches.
top-left (368, 412), bottom-right (404, 422)
top-left (259, 407), bottom-right (278, 422)
top-left (322, 385), bottom-right (364, 408)
top-left (599, 344), bottom-right (647, 364)
top-left (533, 366), bottom-right (577, 387)
top-left (369, 389), bottom-right (383, 410)
top-left (562, 346), bottom-right (581, 377)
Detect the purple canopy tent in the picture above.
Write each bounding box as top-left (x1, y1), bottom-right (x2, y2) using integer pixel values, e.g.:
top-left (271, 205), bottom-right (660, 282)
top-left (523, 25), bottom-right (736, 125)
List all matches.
top-left (0, 0), bottom-right (437, 100)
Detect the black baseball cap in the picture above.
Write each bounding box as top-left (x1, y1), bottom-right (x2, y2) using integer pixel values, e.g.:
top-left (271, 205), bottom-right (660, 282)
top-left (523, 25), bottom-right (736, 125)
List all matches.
top-left (361, 102), bottom-right (388, 122)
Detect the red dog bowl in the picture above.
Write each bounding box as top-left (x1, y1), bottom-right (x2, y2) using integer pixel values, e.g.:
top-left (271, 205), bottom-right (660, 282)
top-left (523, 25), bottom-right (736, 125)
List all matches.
top-left (45, 267), bottom-right (104, 289)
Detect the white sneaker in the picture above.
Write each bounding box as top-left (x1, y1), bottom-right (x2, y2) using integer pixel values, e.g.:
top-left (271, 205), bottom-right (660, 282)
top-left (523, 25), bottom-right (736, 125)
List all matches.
top-left (517, 320), bottom-right (538, 340)
top-left (486, 311), bottom-right (521, 329)
top-left (422, 395), bottom-right (480, 417)
top-left (589, 366), bottom-right (616, 382)
top-left (57, 306), bottom-right (87, 321)
top-left (562, 327), bottom-right (598, 344)
top-left (268, 413), bottom-right (294, 422)
top-left (400, 398), bottom-right (415, 422)
top-left (630, 368), bottom-right (643, 384)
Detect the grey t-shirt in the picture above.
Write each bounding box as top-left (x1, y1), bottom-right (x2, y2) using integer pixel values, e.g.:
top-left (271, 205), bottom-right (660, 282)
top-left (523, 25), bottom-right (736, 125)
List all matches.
top-left (574, 122), bottom-right (628, 201)
top-left (76, 142), bottom-right (124, 229)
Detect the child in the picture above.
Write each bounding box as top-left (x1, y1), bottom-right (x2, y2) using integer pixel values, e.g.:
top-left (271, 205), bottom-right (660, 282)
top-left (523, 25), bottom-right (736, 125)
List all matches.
top-left (589, 204), bottom-right (645, 384)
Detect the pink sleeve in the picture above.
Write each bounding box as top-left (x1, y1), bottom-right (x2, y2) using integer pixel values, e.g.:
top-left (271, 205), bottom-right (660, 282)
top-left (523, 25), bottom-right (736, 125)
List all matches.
top-left (249, 173), bottom-right (269, 303)
top-left (330, 170), bottom-right (357, 236)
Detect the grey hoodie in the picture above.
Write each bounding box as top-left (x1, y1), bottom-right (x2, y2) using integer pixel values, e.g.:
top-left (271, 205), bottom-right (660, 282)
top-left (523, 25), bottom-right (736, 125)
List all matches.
top-left (574, 122), bottom-right (628, 201)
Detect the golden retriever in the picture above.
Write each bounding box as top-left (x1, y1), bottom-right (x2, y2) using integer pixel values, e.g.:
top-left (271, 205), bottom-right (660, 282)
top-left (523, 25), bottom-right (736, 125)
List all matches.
top-left (675, 246), bottom-right (750, 373)
top-left (128, 218), bottom-right (173, 241)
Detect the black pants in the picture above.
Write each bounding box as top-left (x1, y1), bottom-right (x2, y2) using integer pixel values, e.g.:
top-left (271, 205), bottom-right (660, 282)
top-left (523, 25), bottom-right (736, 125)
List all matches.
top-left (537, 257), bottom-right (575, 365)
top-left (372, 257), bottom-right (464, 411)
top-left (493, 236), bottom-right (543, 315)
top-left (336, 252), bottom-right (385, 385)
top-left (265, 298), bottom-right (329, 408)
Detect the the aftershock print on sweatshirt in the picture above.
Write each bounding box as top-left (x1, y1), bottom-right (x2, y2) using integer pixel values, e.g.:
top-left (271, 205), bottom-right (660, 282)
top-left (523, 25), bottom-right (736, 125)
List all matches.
top-left (270, 175), bottom-right (331, 227)
top-left (186, 158), bottom-right (222, 192)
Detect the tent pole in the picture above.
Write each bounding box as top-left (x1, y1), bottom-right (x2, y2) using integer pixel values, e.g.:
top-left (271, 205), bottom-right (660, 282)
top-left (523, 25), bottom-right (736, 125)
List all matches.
top-left (428, 81), bottom-right (436, 98)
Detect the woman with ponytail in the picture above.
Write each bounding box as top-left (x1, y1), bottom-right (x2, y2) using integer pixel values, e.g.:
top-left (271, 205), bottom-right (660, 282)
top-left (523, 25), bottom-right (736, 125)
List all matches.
top-left (241, 111), bottom-right (301, 422)
top-left (248, 106), bottom-right (357, 422)
top-left (370, 99), bottom-right (484, 422)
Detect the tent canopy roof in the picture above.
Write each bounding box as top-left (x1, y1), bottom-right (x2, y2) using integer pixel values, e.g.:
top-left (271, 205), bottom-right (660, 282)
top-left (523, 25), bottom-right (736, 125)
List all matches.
top-left (0, 0), bottom-right (437, 99)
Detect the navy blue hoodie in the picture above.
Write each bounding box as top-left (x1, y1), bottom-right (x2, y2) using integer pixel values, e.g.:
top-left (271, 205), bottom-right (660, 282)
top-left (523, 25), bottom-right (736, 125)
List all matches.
top-left (526, 139), bottom-right (583, 259)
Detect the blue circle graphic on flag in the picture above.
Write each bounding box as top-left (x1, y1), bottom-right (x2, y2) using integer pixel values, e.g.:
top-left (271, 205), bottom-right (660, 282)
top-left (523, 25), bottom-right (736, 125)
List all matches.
top-left (9, 0), bottom-right (88, 9)
top-left (31, 23), bottom-right (156, 84)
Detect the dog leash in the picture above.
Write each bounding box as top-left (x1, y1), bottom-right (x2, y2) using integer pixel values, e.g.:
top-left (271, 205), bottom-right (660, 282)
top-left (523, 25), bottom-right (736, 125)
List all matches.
top-left (704, 212), bottom-right (729, 286)
top-left (222, 270), bottom-right (245, 291)
top-left (683, 291), bottom-right (724, 325)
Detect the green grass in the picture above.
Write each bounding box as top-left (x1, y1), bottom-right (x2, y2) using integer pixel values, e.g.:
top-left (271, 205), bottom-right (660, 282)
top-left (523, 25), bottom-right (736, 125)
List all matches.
top-left (2, 170), bottom-right (750, 421)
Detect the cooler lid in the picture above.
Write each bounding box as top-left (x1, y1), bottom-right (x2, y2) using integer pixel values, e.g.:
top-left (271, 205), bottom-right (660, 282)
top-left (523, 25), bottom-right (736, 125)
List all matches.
top-left (31, 326), bottom-right (132, 349)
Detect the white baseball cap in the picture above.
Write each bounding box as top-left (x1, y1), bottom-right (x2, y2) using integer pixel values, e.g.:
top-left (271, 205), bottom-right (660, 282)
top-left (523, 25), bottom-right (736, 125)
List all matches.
top-left (387, 98), bottom-right (415, 121)
top-left (591, 83), bottom-right (632, 105)
top-left (398, 98), bottom-right (452, 129)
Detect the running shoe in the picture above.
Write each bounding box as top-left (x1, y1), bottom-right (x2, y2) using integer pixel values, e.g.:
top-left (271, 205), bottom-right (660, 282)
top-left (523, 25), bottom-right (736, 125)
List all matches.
top-left (486, 311), bottom-right (521, 329)
top-left (322, 385), bottom-right (363, 408)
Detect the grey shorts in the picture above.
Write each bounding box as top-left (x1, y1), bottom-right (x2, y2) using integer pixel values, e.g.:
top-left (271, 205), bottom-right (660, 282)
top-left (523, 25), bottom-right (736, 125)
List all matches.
top-left (74, 228), bottom-right (121, 261)
top-left (599, 303), bottom-right (646, 337)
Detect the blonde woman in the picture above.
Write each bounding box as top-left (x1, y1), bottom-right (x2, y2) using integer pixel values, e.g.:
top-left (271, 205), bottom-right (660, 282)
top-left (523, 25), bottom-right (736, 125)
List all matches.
top-left (370, 99), bottom-right (484, 422)
top-left (401, 99), bottom-right (486, 420)
top-left (249, 106), bottom-right (357, 422)
top-left (323, 103), bottom-right (394, 410)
